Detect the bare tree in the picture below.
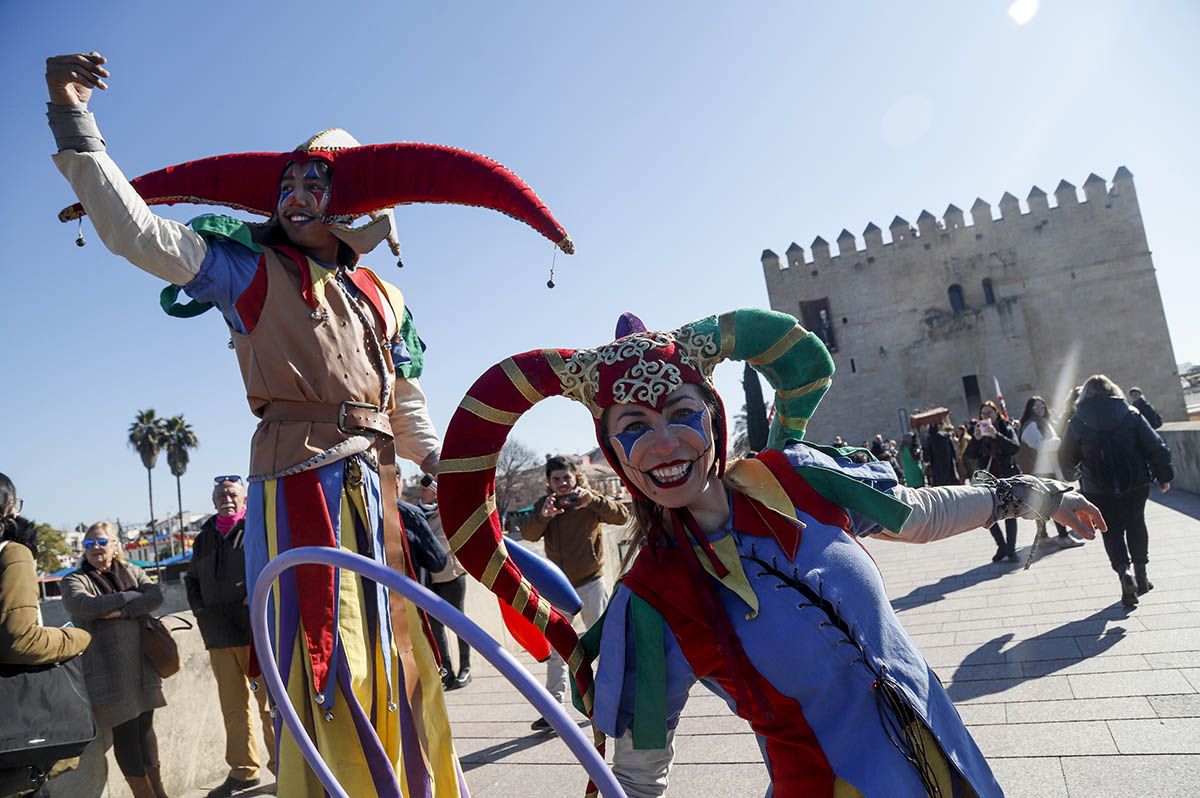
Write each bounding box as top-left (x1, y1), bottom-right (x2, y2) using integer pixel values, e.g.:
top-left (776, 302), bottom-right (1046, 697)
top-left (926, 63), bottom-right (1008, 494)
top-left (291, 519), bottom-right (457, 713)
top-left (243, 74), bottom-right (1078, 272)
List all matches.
top-left (494, 438), bottom-right (539, 517)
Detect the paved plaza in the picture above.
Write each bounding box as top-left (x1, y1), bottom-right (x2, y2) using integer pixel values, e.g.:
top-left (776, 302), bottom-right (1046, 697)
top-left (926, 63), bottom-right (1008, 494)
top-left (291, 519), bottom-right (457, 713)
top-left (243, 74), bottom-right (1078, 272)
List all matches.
top-left (449, 491), bottom-right (1200, 798)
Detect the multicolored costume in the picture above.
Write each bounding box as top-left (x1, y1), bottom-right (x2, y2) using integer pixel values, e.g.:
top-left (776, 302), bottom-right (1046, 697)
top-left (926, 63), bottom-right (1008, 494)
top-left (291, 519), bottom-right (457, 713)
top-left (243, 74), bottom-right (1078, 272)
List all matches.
top-left (438, 308), bottom-right (1070, 797)
top-left (50, 108), bottom-right (572, 796)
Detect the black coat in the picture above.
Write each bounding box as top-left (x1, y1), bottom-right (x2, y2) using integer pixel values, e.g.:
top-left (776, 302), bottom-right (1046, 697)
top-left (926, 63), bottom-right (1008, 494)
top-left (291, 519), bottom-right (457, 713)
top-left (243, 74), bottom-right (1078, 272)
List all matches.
top-left (925, 428), bottom-right (962, 486)
top-left (184, 516), bottom-right (251, 650)
top-left (1132, 397), bottom-right (1163, 429)
top-left (398, 501), bottom-right (448, 585)
top-left (1059, 395), bottom-right (1174, 495)
top-left (964, 417), bottom-right (1021, 477)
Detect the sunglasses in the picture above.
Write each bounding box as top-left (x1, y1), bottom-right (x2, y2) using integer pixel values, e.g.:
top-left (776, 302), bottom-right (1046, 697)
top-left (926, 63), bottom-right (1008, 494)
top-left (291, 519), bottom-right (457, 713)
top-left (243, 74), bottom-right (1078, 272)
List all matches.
top-left (83, 538), bottom-right (110, 549)
top-left (213, 475), bottom-right (244, 485)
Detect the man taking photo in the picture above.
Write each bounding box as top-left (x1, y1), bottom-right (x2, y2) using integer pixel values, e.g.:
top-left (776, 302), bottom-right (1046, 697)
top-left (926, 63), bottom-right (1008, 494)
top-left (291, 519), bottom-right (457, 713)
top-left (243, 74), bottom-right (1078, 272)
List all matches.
top-left (520, 456), bottom-right (628, 732)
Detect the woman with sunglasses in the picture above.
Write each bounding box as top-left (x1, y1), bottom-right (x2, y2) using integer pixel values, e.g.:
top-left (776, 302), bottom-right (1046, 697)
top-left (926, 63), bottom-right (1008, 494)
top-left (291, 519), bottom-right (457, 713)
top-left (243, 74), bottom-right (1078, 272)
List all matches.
top-left (61, 523), bottom-right (167, 798)
top-left (438, 309), bottom-right (1106, 798)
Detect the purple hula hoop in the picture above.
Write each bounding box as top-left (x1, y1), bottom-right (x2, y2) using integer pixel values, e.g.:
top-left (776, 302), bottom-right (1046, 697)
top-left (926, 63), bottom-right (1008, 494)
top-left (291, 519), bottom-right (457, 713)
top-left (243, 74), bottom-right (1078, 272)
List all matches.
top-left (250, 545), bottom-right (627, 798)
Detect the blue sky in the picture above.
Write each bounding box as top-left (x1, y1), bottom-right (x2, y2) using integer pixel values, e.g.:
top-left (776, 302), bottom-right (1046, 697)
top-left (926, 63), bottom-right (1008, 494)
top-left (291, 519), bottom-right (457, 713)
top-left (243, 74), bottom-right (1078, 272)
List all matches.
top-left (2, 2), bottom-right (1197, 531)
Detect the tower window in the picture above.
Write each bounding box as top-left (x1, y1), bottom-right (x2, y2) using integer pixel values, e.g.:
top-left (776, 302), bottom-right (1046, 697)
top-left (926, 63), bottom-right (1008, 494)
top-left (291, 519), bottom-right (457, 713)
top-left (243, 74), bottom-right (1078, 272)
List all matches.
top-left (982, 278), bottom-right (995, 305)
top-left (948, 284), bottom-right (965, 314)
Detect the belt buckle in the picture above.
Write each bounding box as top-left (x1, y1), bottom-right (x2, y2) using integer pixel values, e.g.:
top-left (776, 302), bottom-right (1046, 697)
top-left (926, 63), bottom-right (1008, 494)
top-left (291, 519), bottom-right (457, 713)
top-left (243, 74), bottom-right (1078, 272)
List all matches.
top-left (338, 401), bottom-right (378, 435)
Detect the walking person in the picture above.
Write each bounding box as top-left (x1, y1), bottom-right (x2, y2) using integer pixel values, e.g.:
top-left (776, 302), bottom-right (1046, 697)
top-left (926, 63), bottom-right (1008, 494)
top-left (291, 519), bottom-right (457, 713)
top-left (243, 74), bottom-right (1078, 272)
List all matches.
top-left (184, 477), bottom-right (276, 797)
top-left (924, 421), bottom-right (962, 487)
top-left (61, 523), bottom-right (168, 798)
top-left (1059, 375), bottom-right (1174, 608)
top-left (1128, 387), bottom-right (1164, 429)
top-left (965, 401), bottom-right (1022, 562)
top-left (1, 474), bottom-right (93, 798)
top-left (1017, 397), bottom-right (1084, 550)
top-left (419, 477), bottom-right (472, 691)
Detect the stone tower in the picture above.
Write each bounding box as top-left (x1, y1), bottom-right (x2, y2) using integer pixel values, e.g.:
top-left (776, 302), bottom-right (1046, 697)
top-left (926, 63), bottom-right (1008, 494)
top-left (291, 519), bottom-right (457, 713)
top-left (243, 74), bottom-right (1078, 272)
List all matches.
top-left (761, 168), bottom-right (1186, 443)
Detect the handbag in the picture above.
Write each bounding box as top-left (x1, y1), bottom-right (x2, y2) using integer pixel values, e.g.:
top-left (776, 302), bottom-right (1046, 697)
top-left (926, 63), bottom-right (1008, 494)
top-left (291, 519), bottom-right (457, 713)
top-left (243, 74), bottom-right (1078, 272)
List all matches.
top-left (140, 614), bottom-right (192, 679)
top-left (0, 654), bottom-right (96, 774)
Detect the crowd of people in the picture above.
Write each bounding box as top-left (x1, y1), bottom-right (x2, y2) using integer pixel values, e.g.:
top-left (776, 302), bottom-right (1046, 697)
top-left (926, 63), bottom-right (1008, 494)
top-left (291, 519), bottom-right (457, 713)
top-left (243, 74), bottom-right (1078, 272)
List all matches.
top-left (847, 381), bottom-right (1173, 600)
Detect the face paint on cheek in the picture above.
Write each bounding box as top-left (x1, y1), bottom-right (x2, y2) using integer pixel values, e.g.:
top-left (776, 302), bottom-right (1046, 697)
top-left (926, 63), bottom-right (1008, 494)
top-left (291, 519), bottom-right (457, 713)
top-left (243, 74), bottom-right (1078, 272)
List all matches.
top-left (668, 408), bottom-right (711, 452)
top-left (611, 426), bottom-right (652, 460)
top-left (278, 184), bottom-right (295, 212)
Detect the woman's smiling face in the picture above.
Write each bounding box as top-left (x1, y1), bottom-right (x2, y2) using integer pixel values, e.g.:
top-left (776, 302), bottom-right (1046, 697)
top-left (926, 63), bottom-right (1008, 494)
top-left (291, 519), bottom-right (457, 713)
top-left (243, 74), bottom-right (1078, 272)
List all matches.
top-left (603, 384), bottom-right (716, 508)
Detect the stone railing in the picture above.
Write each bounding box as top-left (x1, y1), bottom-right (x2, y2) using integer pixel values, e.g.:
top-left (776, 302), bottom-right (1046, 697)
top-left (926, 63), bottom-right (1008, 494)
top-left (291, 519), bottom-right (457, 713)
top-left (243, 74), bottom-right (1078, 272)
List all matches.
top-left (1158, 421), bottom-right (1200, 494)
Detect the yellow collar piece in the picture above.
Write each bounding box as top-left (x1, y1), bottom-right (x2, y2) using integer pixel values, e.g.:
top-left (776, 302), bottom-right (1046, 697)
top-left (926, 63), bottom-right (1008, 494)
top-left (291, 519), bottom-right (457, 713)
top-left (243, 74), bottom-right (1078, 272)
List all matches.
top-left (692, 533), bottom-right (760, 620)
top-left (725, 458), bottom-right (807, 529)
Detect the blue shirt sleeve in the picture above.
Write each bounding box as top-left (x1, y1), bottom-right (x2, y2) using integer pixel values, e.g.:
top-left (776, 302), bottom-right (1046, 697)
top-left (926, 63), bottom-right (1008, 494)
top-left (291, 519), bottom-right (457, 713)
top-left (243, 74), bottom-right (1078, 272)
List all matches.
top-left (182, 238), bottom-right (261, 335)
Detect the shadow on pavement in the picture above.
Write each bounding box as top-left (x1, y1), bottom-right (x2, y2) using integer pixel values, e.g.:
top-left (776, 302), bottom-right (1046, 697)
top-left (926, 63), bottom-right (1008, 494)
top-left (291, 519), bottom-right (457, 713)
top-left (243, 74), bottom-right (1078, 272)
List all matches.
top-left (946, 606), bottom-right (1129, 702)
top-left (891, 539), bottom-right (1071, 612)
top-left (458, 724), bottom-right (588, 772)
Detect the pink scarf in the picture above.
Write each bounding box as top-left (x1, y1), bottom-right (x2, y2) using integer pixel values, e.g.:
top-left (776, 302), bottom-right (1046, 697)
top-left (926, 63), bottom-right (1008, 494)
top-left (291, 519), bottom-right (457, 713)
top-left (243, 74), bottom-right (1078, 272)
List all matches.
top-left (215, 508), bottom-right (246, 535)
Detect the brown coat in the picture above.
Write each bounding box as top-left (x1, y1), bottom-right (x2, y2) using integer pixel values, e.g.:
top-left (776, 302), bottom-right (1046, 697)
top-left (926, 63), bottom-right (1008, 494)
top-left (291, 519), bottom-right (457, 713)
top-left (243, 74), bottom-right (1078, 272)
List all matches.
top-left (0, 541), bottom-right (90, 666)
top-left (521, 492), bottom-right (629, 587)
top-left (60, 561), bottom-right (165, 729)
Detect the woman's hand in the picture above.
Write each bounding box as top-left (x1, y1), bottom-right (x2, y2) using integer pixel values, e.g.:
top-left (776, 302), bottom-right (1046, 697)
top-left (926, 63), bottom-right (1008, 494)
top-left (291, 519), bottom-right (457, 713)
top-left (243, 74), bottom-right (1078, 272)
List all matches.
top-left (45, 52), bottom-right (108, 106)
top-left (1050, 493), bottom-right (1107, 540)
top-left (102, 609), bottom-right (122, 620)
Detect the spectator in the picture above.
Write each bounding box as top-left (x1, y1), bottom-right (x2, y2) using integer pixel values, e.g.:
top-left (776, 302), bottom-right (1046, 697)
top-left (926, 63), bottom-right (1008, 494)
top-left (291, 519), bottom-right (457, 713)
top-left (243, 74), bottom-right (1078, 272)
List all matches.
top-left (869, 434), bottom-right (886, 459)
top-left (965, 401), bottom-right (1022, 562)
top-left (520, 456), bottom-right (628, 732)
top-left (899, 432), bottom-right (926, 487)
top-left (184, 478), bottom-right (275, 797)
top-left (953, 424), bottom-right (972, 481)
top-left (924, 421), bottom-right (962, 487)
top-left (1128, 387), bottom-right (1164, 430)
top-left (1, 474), bottom-right (92, 798)
top-left (418, 477), bottom-right (472, 691)
top-left (1060, 375), bottom-right (1174, 607)
top-left (61, 523), bottom-right (167, 798)
top-left (1017, 398), bottom-right (1085, 551)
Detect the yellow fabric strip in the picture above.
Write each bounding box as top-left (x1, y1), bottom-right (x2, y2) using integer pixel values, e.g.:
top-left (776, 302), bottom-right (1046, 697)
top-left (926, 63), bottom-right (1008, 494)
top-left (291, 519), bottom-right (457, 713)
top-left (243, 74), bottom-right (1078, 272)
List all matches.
top-left (438, 452), bottom-right (501, 474)
top-left (481, 546), bottom-right (508, 589)
top-left (448, 496), bottom-right (497, 552)
top-left (361, 267), bottom-right (406, 339)
top-left (542, 348), bottom-right (567, 377)
top-left (459, 396), bottom-right (521, 427)
top-left (775, 375), bottom-right (832, 400)
top-left (775, 407), bottom-right (810, 433)
top-left (718, 312), bottom-right (737, 359)
top-left (306, 258), bottom-right (334, 311)
top-left (512, 581), bottom-right (532, 615)
top-left (692, 534), bottom-right (760, 618)
top-left (724, 459), bottom-right (806, 524)
top-left (532, 598), bottom-right (551, 633)
top-left (501, 358), bottom-right (545, 405)
top-left (567, 644), bottom-right (584, 672)
top-left (749, 324), bottom-right (807, 366)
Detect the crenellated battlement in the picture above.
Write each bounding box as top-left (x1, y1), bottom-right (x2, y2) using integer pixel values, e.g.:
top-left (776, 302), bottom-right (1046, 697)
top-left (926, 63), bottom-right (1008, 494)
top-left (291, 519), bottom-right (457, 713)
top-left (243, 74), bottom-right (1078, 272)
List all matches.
top-left (763, 167), bottom-right (1137, 272)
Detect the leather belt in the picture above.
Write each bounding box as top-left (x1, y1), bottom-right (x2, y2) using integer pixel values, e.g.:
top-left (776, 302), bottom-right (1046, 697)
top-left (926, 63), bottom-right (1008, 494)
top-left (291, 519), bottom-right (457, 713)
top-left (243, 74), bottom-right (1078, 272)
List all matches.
top-left (260, 400), bottom-right (392, 438)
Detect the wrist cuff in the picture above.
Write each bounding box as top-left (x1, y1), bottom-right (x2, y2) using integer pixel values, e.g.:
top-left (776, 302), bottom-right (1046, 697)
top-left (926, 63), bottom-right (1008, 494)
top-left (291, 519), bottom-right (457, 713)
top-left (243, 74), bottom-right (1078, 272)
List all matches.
top-left (47, 102), bottom-right (105, 153)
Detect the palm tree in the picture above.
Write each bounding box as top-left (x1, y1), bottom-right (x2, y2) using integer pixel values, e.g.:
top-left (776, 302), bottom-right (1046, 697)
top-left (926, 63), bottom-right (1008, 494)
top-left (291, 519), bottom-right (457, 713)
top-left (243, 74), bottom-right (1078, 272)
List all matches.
top-left (128, 409), bottom-right (167, 575)
top-left (164, 415), bottom-right (199, 557)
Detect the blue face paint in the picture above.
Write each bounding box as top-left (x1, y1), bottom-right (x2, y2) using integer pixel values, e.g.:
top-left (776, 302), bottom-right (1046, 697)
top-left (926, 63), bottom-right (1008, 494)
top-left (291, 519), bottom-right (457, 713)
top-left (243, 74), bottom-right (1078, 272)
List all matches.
top-left (668, 407), bottom-right (709, 446)
top-left (612, 424), bottom-right (651, 460)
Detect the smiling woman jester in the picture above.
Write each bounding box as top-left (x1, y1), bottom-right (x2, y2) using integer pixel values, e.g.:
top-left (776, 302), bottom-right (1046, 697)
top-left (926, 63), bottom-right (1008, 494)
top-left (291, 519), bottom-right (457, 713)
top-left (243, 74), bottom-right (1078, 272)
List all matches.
top-left (438, 309), bottom-right (1107, 798)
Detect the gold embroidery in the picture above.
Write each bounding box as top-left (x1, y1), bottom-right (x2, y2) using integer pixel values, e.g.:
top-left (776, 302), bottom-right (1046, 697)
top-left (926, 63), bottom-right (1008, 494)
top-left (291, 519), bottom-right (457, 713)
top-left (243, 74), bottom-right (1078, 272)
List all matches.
top-left (501, 359), bottom-right (545, 405)
top-left (448, 495), bottom-right (497, 552)
top-left (439, 452), bottom-right (501, 474)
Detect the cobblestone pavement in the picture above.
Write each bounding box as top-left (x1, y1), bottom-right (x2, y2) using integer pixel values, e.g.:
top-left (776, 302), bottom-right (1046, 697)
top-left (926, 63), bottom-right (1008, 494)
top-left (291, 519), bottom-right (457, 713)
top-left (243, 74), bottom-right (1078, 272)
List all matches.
top-left (449, 490), bottom-right (1200, 798)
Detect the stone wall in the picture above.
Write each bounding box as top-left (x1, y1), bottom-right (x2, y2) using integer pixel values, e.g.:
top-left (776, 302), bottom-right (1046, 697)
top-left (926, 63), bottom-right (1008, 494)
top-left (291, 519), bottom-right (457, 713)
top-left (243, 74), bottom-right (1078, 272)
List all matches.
top-left (1158, 422), bottom-right (1200, 495)
top-left (762, 169), bottom-right (1187, 444)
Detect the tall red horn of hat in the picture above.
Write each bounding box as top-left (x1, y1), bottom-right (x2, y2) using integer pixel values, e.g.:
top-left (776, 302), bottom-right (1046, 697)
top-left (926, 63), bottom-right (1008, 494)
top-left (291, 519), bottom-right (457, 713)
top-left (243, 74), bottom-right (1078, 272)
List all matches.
top-left (58, 143), bottom-right (574, 254)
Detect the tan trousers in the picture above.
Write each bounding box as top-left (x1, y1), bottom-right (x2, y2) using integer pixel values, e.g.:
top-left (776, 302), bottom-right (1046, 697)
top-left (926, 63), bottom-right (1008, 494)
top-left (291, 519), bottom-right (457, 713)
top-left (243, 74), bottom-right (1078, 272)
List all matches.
top-left (209, 645), bottom-right (277, 781)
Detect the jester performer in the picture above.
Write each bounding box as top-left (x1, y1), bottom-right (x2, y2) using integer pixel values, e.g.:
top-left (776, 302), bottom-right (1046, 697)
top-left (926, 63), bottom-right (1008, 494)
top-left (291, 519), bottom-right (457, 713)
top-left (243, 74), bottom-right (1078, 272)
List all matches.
top-left (44, 52), bottom-right (573, 797)
top-left (438, 309), bottom-right (1107, 798)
